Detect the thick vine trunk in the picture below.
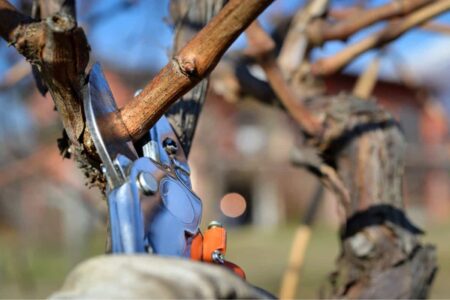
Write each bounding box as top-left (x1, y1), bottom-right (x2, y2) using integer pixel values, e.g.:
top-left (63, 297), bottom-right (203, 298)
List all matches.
top-left (308, 94), bottom-right (437, 299)
top-left (240, 5), bottom-right (438, 297)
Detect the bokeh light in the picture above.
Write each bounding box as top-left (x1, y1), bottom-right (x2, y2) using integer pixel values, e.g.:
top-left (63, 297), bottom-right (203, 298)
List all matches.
top-left (220, 193), bottom-right (247, 218)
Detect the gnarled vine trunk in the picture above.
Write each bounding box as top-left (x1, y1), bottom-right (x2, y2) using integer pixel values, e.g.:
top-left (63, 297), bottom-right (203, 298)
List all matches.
top-left (308, 94), bottom-right (437, 299)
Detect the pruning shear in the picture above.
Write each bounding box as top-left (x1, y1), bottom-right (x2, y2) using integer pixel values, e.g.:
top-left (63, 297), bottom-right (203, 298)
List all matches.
top-left (83, 63), bottom-right (245, 278)
top-left (83, 63), bottom-right (202, 256)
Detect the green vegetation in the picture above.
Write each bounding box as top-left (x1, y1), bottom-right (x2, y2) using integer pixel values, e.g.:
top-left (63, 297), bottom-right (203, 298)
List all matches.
top-left (0, 222), bottom-right (448, 298)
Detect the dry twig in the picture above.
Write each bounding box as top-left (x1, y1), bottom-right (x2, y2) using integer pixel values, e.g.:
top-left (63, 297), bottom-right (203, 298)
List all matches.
top-left (312, 0), bottom-right (450, 76)
top-left (307, 0), bottom-right (432, 45)
top-left (277, 0), bottom-right (329, 78)
top-left (421, 21), bottom-right (450, 34)
top-left (0, 60), bottom-right (30, 90)
top-left (329, 7), bottom-right (450, 36)
top-left (245, 21), bottom-right (321, 136)
top-left (352, 55), bottom-right (381, 99)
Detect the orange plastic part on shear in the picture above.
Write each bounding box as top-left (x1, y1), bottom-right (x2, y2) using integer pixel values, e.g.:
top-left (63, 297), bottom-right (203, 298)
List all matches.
top-left (203, 226), bottom-right (227, 262)
top-left (190, 225), bottom-right (245, 279)
top-left (190, 232), bottom-right (203, 261)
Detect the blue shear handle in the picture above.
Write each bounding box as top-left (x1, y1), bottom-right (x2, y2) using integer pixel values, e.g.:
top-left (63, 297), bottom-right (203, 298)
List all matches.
top-left (108, 183), bottom-right (146, 253)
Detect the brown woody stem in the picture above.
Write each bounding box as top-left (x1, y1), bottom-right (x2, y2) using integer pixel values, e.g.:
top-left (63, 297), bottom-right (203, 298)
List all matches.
top-left (0, 0), bottom-right (32, 42)
top-left (245, 21), bottom-right (322, 136)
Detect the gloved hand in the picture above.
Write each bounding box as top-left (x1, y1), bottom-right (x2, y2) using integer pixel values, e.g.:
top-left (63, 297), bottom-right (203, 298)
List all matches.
top-left (49, 255), bottom-right (275, 299)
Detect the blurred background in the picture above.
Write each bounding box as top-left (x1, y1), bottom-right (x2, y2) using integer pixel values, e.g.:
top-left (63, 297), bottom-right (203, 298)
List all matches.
top-left (0, 0), bottom-right (449, 298)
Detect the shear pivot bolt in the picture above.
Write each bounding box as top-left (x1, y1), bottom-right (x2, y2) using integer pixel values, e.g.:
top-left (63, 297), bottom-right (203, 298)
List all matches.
top-left (137, 172), bottom-right (158, 195)
top-left (207, 220), bottom-right (223, 229)
top-left (163, 138), bottom-right (178, 155)
top-left (212, 250), bottom-right (225, 264)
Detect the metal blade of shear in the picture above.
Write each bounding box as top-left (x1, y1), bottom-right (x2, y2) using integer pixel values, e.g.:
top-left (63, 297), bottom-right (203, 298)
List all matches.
top-left (83, 63), bottom-right (138, 189)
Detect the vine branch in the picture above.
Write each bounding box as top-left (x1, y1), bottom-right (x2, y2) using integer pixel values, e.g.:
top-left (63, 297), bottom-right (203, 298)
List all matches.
top-left (245, 21), bottom-right (321, 136)
top-left (99, 0), bottom-right (274, 143)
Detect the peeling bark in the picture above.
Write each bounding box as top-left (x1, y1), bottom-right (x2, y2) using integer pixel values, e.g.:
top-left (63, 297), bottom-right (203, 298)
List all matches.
top-left (3, 3), bottom-right (88, 146)
top-left (0, 0), bottom-right (105, 187)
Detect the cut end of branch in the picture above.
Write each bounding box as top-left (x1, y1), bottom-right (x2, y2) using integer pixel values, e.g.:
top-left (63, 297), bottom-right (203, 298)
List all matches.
top-left (46, 12), bottom-right (76, 32)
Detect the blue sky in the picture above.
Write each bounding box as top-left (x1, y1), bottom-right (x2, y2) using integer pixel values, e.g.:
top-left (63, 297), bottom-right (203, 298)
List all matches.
top-left (82, 0), bottom-right (309, 71)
